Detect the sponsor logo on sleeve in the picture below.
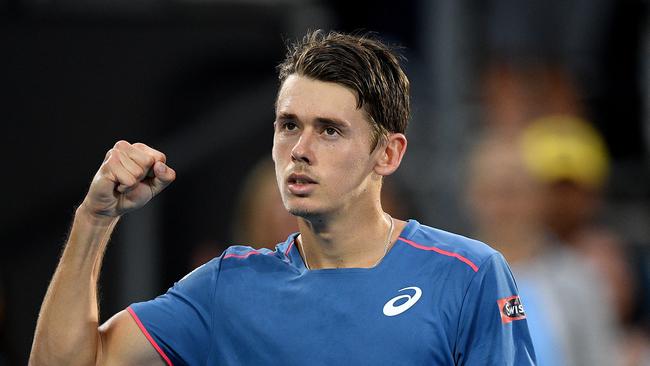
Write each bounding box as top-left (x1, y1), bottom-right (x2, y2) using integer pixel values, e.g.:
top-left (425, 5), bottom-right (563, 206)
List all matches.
top-left (497, 295), bottom-right (526, 324)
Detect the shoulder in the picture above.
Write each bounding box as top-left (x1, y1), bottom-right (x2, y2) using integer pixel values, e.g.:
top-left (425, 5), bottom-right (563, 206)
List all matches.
top-left (398, 220), bottom-right (500, 273)
top-left (185, 234), bottom-right (297, 276)
top-left (222, 245), bottom-right (275, 260)
top-left (219, 239), bottom-right (295, 267)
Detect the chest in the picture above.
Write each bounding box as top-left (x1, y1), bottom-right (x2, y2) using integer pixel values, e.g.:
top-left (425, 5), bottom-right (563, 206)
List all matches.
top-left (211, 267), bottom-right (464, 365)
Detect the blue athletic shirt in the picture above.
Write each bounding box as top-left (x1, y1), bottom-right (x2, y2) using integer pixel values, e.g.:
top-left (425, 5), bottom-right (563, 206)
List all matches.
top-left (129, 219), bottom-right (537, 365)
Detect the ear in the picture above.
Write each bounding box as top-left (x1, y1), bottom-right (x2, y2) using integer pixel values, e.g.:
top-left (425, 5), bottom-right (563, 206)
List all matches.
top-left (373, 133), bottom-right (407, 176)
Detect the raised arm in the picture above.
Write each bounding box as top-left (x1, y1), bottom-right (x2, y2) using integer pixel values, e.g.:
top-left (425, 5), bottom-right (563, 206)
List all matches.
top-left (29, 141), bottom-right (176, 366)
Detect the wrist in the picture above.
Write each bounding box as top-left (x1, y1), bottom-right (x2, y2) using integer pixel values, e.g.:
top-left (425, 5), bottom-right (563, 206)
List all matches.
top-left (75, 202), bottom-right (120, 228)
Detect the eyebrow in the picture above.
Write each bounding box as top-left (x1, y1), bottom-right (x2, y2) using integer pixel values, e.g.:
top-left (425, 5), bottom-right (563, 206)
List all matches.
top-left (275, 112), bottom-right (297, 121)
top-left (276, 113), bottom-right (351, 128)
top-left (315, 117), bottom-right (350, 128)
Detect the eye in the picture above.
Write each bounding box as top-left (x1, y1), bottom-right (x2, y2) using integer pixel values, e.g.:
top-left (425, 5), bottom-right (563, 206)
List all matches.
top-left (324, 127), bottom-right (339, 136)
top-left (280, 121), bottom-right (298, 131)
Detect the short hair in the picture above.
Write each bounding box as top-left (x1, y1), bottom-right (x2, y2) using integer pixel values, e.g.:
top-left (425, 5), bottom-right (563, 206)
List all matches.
top-left (277, 30), bottom-right (410, 149)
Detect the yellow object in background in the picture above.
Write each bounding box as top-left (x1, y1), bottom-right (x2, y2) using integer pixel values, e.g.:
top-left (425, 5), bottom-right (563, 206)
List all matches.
top-left (521, 115), bottom-right (610, 189)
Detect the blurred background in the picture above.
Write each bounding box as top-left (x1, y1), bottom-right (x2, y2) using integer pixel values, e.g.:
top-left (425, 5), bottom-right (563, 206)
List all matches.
top-left (1, 0), bottom-right (649, 364)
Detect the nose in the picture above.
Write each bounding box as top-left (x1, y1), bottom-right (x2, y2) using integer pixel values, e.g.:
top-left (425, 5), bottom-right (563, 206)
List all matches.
top-left (291, 132), bottom-right (314, 165)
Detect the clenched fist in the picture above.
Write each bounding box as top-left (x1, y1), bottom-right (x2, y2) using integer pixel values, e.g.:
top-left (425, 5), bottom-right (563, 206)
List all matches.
top-left (81, 140), bottom-right (176, 218)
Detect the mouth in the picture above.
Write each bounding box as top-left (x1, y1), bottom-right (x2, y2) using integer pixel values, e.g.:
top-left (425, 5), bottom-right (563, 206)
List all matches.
top-left (287, 173), bottom-right (317, 195)
top-left (287, 173), bottom-right (317, 185)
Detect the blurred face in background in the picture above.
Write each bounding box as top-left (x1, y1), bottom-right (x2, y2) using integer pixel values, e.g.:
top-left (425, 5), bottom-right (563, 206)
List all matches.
top-left (466, 138), bottom-right (545, 242)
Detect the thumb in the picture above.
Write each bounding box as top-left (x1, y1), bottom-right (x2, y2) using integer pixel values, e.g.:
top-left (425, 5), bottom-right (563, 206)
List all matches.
top-left (150, 160), bottom-right (176, 196)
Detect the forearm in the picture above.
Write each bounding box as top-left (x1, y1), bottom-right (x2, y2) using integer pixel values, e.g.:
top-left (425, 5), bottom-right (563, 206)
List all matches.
top-left (29, 205), bottom-right (119, 366)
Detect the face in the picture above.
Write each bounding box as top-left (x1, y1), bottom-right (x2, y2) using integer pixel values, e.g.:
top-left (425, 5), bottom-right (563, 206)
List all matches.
top-left (272, 75), bottom-right (381, 219)
top-left (467, 141), bottom-right (544, 231)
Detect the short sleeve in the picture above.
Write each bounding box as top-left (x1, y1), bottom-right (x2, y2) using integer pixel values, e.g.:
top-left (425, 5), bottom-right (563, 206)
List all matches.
top-left (454, 253), bottom-right (537, 365)
top-left (128, 257), bottom-right (220, 366)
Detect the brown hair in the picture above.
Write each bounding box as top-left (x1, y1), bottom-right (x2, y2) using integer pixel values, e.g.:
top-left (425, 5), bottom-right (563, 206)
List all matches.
top-left (277, 30), bottom-right (410, 149)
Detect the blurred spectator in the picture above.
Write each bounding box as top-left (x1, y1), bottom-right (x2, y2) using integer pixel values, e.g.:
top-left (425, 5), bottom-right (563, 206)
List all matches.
top-left (521, 116), bottom-right (650, 365)
top-left (481, 2), bottom-right (649, 360)
top-left (465, 131), bottom-right (620, 366)
top-left (521, 116), bottom-right (609, 244)
top-left (521, 116), bottom-right (629, 311)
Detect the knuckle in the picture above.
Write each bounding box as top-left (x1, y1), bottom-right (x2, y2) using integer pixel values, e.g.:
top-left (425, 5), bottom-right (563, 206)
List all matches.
top-left (114, 140), bottom-right (130, 149)
top-left (159, 152), bottom-right (167, 163)
top-left (106, 150), bottom-right (120, 164)
top-left (145, 155), bottom-right (156, 166)
top-left (106, 155), bottom-right (122, 172)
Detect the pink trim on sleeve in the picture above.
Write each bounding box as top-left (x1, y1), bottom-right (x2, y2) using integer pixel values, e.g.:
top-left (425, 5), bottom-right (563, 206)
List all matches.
top-left (127, 306), bottom-right (174, 366)
top-left (223, 250), bottom-right (266, 259)
top-left (398, 237), bottom-right (479, 272)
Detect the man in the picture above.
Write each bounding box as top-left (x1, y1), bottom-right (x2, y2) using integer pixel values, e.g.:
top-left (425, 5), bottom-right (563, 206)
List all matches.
top-left (30, 31), bottom-right (536, 365)
top-left (465, 131), bottom-right (618, 365)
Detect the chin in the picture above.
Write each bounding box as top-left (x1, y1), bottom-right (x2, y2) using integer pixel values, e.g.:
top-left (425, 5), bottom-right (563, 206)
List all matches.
top-left (285, 200), bottom-right (328, 220)
top-left (282, 195), bottom-right (330, 219)
top-left (287, 206), bottom-right (320, 219)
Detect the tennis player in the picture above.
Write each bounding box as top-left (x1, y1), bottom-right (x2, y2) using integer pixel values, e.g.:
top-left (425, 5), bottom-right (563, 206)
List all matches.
top-left (30, 30), bottom-right (536, 365)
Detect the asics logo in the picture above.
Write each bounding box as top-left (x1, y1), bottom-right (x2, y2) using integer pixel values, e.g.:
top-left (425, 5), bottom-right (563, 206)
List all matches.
top-left (383, 287), bottom-right (422, 316)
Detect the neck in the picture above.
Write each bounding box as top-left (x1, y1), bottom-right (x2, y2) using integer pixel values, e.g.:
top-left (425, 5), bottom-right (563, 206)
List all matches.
top-left (296, 206), bottom-right (403, 269)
